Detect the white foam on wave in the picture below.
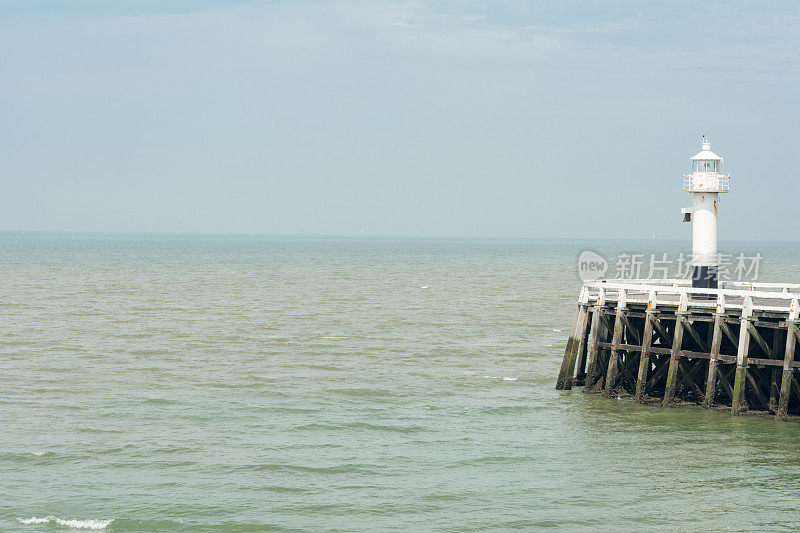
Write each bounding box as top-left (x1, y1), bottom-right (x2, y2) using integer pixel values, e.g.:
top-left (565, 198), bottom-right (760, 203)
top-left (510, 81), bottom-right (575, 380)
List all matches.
top-left (482, 376), bottom-right (518, 381)
top-left (322, 336), bottom-right (348, 340)
top-left (17, 516), bottom-right (113, 529)
top-left (17, 517), bottom-right (50, 524)
top-left (552, 328), bottom-right (562, 332)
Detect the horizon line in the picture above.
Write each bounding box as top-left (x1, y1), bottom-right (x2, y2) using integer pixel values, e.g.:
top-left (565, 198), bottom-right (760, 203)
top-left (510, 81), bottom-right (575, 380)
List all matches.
top-left (1, 230), bottom-right (798, 245)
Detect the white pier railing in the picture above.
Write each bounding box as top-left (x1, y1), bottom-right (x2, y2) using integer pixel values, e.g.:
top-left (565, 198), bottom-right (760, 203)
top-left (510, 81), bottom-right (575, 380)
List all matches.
top-left (579, 279), bottom-right (799, 314)
top-left (615, 278), bottom-right (800, 293)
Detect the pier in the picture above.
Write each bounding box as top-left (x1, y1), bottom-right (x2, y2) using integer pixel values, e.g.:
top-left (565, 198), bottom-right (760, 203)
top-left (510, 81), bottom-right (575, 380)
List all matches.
top-left (556, 137), bottom-right (800, 419)
top-left (557, 280), bottom-right (800, 419)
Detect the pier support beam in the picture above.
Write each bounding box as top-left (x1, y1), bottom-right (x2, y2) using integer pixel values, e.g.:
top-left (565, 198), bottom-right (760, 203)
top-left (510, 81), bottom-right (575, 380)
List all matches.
top-left (777, 323), bottom-right (798, 420)
top-left (703, 313), bottom-right (724, 409)
top-left (634, 292), bottom-right (657, 403)
top-left (583, 307), bottom-right (604, 392)
top-left (777, 299), bottom-right (799, 420)
top-left (662, 295), bottom-right (688, 407)
top-left (563, 305), bottom-right (589, 390)
top-left (574, 316), bottom-right (590, 387)
top-left (557, 305), bottom-right (583, 390)
top-left (731, 298), bottom-right (753, 416)
top-left (557, 288), bottom-right (590, 390)
top-left (604, 291), bottom-right (627, 396)
top-left (769, 328), bottom-right (785, 413)
top-left (583, 289), bottom-right (608, 393)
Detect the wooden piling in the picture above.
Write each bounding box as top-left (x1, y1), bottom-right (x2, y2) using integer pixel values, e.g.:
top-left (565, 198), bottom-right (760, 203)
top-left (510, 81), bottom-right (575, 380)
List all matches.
top-left (563, 305), bottom-right (589, 390)
top-left (634, 310), bottom-right (655, 402)
top-left (573, 313), bottom-right (590, 386)
top-left (702, 313), bottom-right (723, 409)
top-left (777, 300), bottom-right (799, 419)
top-left (769, 328), bottom-right (784, 413)
top-left (557, 306), bottom-right (583, 390)
top-left (662, 313), bottom-right (685, 407)
top-left (731, 299), bottom-right (753, 416)
top-left (604, 292), bottom-right (627, 396)
top-left (583, 307), bottom-right (603, 392)
top-left (661, 293), bottom-right (689, 408)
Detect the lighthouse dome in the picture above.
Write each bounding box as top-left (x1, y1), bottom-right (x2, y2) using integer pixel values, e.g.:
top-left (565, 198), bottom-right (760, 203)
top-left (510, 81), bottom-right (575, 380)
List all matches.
top-left (691, 138), bottom-right (723, 161)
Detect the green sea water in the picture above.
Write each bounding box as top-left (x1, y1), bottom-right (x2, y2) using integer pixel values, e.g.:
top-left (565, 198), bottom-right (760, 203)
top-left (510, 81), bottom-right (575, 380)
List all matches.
top-left (2, 234), bottom-right (800, 532)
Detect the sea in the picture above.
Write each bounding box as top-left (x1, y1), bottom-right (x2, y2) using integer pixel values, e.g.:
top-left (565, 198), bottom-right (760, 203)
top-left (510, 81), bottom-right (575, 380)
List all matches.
top-left (2, 233), bottom-right (799, 532)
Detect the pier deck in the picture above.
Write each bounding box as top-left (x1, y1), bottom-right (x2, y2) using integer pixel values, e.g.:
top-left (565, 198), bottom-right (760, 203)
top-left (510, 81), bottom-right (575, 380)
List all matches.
top-left (556, 279), bottom-right (800, 419)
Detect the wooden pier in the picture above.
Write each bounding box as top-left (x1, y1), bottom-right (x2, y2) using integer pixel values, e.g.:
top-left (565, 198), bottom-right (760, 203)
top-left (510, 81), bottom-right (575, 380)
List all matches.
top-left (556, 280), bottom-right (800, 419)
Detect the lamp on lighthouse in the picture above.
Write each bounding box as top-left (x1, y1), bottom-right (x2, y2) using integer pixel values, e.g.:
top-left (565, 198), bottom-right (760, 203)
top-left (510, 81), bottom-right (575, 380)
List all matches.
top-left (682, 136), bottom-right (731, 289)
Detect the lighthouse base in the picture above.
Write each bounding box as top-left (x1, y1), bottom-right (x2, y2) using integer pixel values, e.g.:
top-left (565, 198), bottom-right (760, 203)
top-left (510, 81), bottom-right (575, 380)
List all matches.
top-left (692, 266), bottom-right (718, 289)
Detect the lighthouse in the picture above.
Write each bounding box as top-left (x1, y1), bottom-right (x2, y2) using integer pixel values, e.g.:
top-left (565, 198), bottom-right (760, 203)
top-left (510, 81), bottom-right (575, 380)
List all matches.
top-left (558, 136), bottom-right (799, 421)
top-left (682, 136), bottom-right (730, 288)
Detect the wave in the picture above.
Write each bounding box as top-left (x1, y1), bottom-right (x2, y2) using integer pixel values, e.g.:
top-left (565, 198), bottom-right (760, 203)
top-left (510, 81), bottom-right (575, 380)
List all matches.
top-left (143, 397), bottom-right (179, 405)
top-left (17, 516), bottom-right (113, 529)
top-left (127, 348), bottom-right (177, 356)
top-left (76, 426), bottom-right (125, 434)
top-left (246, 462), bottom-right (376, 474)
top-left (328, 387), bottom-right (403, 399)
top-left (296, 421), bottom-right (423, 433)
top-left (480, 405), bottom-right (536, 414)
top-left (282, 363), bottom-right (343, 372)
top-left (482, 375), bottom-right (518, 381)
top-left (0, 451), bottom-right (75, 464)
top-left (454, 455), bottom-right (534, 466)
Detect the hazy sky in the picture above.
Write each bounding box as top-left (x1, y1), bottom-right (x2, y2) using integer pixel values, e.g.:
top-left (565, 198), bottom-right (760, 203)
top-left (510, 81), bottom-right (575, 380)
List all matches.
top-left (1, 0), bottom-right (798, 240)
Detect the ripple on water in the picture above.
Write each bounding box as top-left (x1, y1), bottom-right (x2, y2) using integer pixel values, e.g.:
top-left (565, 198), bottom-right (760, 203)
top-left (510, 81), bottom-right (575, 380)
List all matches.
top-left (243, 463), bottom-right (380, 475)
top-left (326, 387), bottom-right (406, 401)
top-left (295, 421), bottom-right (425, 434)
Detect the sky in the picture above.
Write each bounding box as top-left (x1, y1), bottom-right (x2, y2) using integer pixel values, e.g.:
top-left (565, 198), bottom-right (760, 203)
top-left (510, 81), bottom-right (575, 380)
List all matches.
top-left (1, 0), bottom-right (798, 240)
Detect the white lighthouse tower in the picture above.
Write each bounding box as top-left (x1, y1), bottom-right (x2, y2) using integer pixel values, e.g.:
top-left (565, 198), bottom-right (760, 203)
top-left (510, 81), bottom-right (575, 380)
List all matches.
top-left (682, 136), bottom-right (730, 288)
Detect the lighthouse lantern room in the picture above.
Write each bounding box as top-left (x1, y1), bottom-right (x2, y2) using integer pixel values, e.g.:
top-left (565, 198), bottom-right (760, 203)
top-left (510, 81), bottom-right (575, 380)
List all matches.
top-left (682, 136), bottom-right (730, 288)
